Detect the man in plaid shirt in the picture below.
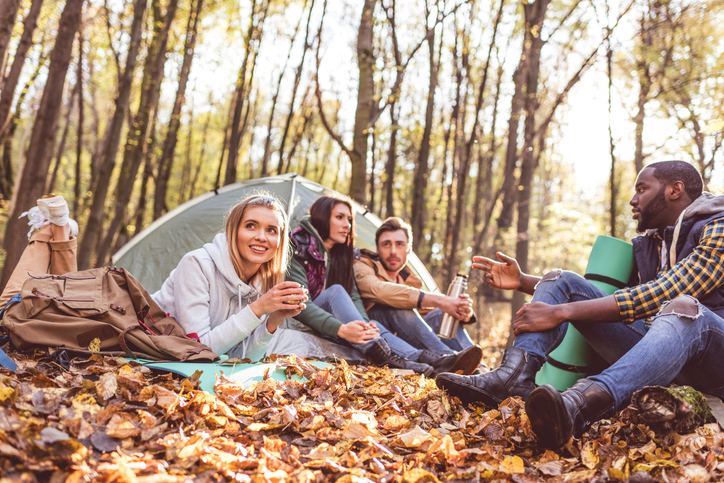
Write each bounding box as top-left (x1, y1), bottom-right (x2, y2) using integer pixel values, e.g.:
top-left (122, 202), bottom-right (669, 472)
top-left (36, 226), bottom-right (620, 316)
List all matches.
top-left (436, 161), bottom-right (724, 449)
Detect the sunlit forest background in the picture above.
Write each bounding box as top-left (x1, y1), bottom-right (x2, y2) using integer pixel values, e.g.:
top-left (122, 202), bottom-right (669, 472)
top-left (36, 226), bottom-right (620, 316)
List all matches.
top-left (0, 0), bottom-right (721, 337)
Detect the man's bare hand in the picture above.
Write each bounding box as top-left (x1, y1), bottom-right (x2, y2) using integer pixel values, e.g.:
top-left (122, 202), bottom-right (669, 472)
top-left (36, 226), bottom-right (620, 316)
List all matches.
top-left (512, 302), bottom-right (565, 335)
top-left (472, 252), bottom-right (522, 291)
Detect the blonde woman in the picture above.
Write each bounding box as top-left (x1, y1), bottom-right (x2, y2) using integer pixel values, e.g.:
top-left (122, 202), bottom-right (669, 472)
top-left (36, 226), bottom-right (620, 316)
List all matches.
top-left (153, 194), bottom-right (307, 360)
top-left (1, 194), bottom-right (305, 361)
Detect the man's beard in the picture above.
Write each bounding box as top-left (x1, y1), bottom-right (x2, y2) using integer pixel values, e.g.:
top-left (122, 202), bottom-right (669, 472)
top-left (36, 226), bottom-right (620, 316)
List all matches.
top-left (380, 257), bottom-right (401, 272)
top-left (637, 187), bottom-right (667, 232)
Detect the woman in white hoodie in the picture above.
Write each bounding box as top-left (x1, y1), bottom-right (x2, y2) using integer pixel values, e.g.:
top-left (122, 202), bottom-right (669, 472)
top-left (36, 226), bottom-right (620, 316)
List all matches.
top-left (2, 194), bottom-right (306, 361)
top-left (152, 194), bottom-right (308, 360)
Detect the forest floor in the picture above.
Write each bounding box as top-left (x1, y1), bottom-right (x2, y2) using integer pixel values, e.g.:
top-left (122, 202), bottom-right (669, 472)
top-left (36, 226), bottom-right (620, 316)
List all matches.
top-left (0, 305), bottom-right (722, 481)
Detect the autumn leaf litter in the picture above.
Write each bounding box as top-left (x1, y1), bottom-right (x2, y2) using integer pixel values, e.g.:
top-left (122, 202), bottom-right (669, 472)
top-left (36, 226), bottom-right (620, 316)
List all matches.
top-left (0, 350), bottom-right (722, 481)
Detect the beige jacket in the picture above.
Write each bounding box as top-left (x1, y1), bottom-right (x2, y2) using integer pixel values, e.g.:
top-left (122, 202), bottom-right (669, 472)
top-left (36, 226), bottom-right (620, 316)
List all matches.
top-left (353, 249), bottom-right (426, 312)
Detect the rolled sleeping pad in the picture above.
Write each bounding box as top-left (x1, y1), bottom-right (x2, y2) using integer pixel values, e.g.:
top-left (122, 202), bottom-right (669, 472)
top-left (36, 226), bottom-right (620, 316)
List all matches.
top-left (535, 235), bottom-right (633, 391)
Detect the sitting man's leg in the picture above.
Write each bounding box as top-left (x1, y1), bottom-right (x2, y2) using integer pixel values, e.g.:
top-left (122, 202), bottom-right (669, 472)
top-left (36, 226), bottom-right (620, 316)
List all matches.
top-left (368, 305), bottom-right (456, 355)
top-left (368, 305), bottom-right (483, 375)
top-left (436, 270), bottom-right (607, 406)
top-left (421, 309), bottom-right (475, 352)
top-left (526, 295), bottom-right (724, 449)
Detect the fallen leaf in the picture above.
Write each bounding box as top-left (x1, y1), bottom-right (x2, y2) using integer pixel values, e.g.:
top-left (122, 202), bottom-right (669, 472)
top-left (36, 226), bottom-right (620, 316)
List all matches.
top-left (95, 372), bottom-right (117, 401)
top-left (500, 455), bottom-right (525, 474)
top-left (105, 413), bottom-right (140, 439)
top-left (397, 426), bottom-right (432, 448)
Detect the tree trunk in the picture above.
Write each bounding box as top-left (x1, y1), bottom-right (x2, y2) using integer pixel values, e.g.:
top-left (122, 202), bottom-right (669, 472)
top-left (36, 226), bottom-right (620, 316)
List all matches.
top-left (47, 81), bottom-right (79, 194)
top-left (348, 0), bottom-right (377, 204)
top-left (473, 64), bottom-right (503, 252)
top-left (178, 104), bottom-right (194, 204)
top-left (511, 0), bottom-right (550, 322)
top-left (410, 8), bottom-right (438, 252)
top-left (607, 22), bottom-right (617, 237)
top-left (95, 0), bottom-right (179, 266)
top-left (190, 109), bottom-right (211, 200)
top-left (633, 8), bottom-right (652, 175)
top-left (153, 0), bottom-right (203, 219)
top-left (1, 0), bottom-right (83, 285)
top-left (225, 0), bottom-right (269, 186)
top-left (276, 0), bottom-right (315, 174)
top-left (78, 0), bottom-right (147, 269)
top-left (447, 0), bottom-right (504, 281)
top-left (0, 0), bottom-right (21, 81)
top-left (496, 61), bottom-right (526, 232)
top-left (73, 26), bottom-right (84, 214)
top-left (0, 51), bottom-right (45, 201)
top-left (261, 1), bottom-right (305, 176)
top-left (384, 103), bottom-right (398, 217)
top-left (0, 0), bottom-right (44, 139)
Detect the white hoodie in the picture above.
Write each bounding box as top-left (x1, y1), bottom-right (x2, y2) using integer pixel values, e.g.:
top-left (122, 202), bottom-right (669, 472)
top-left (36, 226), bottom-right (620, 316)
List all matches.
top-left (152, 233), bottom-right (274, 360)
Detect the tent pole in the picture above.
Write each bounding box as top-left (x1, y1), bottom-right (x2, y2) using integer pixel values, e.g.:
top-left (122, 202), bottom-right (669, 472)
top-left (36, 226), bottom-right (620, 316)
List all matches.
top-left (286, 174), bottom-right (298, 222)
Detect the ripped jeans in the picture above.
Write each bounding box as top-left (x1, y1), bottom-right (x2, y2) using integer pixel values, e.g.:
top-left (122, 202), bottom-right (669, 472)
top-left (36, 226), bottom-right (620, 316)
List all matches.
top-left (513, 270), bottom-right (724, 409)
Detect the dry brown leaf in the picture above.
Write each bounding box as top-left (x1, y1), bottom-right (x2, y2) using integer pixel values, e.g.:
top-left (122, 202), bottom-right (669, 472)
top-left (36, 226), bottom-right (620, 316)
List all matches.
top-left (397, 425), bottom-right (432, 448)
top-left (105, 413), bottom-right (140, 439)
top-left (95, 372), bottom-right (117, 401)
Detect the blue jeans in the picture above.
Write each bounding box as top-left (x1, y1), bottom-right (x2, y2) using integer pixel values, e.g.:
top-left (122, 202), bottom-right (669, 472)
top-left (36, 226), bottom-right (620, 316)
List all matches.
top-left (514, 270), bottom-right (724, 409)
top-left (313, 285), bottom-right (422, 360)
top-left (368, 306), bottom-right (474, 354)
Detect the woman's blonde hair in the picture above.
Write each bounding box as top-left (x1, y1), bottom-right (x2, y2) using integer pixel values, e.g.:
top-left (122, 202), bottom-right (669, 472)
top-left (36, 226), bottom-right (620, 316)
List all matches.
top-left (224, 193), bottom-right (289, 292)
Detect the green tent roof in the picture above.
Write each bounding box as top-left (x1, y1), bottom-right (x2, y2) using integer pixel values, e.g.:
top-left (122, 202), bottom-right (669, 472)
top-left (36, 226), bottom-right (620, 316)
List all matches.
top-left (113, 174), bottom-right (439, 293)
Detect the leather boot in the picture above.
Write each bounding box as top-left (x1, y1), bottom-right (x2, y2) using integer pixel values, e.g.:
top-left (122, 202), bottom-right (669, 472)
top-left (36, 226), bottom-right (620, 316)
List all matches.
top-left (435, 347), bottom-right (543, 406)
top-left (525, 378), bottom-right (614, 449)
top-left (418, 346), bottom-right (483, 376)
top-left (364, 338), bottom-right (435, 377)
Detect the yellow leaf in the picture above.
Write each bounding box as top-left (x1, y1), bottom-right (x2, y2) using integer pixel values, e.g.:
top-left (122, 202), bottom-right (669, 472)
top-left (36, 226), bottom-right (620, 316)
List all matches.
top-left (581, 441), bottom-right (600, 469)
top-left (401, 468), bottom-right (440, 483)
top-left (0, 385), bottom-right (14, 402)
top-left (382, 414), bottom-right (410, 431)
top-left (500, 455), bottom-right (525, 474)
top-left (88, 337), bottom-right (101, 353)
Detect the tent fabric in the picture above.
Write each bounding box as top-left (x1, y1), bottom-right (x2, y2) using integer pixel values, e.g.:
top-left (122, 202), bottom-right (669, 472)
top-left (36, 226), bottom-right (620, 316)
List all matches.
top-left (113, 173), bottom-right (438, 293)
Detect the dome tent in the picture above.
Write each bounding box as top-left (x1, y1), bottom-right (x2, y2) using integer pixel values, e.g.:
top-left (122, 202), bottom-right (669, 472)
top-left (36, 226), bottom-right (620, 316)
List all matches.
top-left (113, 173), bottom-right (439, 294)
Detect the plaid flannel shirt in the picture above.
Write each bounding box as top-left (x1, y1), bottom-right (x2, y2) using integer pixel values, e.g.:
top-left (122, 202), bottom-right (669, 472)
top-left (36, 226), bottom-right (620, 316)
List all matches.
top-left (614, 217), bottom-right (724, 323)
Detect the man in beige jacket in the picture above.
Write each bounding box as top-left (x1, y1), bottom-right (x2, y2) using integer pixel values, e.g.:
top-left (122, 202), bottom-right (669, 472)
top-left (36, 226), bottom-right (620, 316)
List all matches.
top-left (354, 217), bottom-right (482, 373)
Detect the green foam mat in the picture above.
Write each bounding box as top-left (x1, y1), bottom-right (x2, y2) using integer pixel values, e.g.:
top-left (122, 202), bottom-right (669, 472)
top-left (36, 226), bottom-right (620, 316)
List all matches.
top-left (132, 356), bottom-right (332, 393)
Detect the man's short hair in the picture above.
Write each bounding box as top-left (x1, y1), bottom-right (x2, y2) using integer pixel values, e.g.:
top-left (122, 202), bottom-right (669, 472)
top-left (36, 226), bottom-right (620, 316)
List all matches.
top-left (647, 160), bottom-right (703, 200)
top-left (376, 217), bottom-right (413, 247)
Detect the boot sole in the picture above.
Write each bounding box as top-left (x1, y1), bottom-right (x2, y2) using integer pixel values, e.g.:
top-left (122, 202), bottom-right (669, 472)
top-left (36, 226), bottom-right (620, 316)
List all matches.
top-left (525, 385), bottom-right (571, 449)
top-left (450, 346), bottom-right (483, 375)
top-left (435, 373), bottom-right (501, 407)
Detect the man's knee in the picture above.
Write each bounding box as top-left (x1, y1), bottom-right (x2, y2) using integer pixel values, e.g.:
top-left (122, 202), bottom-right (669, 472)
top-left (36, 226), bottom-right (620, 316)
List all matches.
top-left (657, 295), bottom-right (702, 320)
top-left (536, 269), bottom-right (583, 288)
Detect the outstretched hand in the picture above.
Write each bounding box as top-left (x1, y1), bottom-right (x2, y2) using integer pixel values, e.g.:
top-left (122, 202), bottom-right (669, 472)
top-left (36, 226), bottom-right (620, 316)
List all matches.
top-left (472, 251), bottom-right (522, 291)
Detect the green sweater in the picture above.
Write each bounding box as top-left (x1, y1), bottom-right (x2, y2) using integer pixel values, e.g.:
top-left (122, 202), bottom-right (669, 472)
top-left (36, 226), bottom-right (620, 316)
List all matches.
top-left (286, 218), bottom-right (369, 338)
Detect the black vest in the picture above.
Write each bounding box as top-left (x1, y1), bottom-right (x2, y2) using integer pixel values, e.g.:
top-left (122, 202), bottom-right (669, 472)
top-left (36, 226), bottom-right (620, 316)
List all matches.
top-left (631, 211), bottom-right (724, 318)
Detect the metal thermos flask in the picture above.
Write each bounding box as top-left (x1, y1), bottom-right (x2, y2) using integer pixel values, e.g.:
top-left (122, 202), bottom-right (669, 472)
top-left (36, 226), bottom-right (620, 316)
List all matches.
top-left (438, 273), bottom-right (468, 339)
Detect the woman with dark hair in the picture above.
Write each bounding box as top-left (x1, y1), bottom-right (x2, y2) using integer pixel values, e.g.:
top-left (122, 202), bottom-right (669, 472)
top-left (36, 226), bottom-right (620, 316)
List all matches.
top-left (287, 195), bottom-right (469, 374)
